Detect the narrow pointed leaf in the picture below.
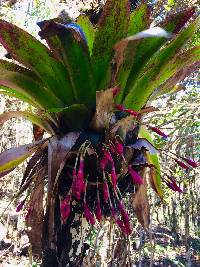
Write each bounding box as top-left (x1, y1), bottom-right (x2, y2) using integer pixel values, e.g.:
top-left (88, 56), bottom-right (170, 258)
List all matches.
top-left (0, 140), bottom-right (47, 173)
top-left (0, 87), bottom-right (36, 107)
top-left (91, 0), bottom-right (130, 89)
top-left (124, 16), bottom-right (200, 110)
top-left (150, 61), bottom-right (200, 100)
top-left (76, 15), bottom-right (95, 55)
top-left (38, 21), bottom-right (96, 106)
top-left (0, 111), bottom-right (54, 134)
top-left (0, 59), bottom-right (64, 109)
top-left (0, 19), bottom-right (74, 105)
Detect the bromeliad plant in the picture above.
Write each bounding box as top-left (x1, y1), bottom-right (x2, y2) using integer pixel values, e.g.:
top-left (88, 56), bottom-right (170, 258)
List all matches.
top-left (0, 0), bottom-right (199, 265)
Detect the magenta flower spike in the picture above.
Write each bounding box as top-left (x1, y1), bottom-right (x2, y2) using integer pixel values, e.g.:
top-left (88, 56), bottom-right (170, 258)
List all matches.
top-left (104, 150), bottom-right (114, 164)
top-left (128, 165), bottom-right (143, 185)
top-left (124, 108), bottom-right (138, 117)
top-left (115, 141), bottom-right (123, 155)
top-left (181, 157), bottom-right (198, 168)
top-left (148, 126), bottom-right (168, 138)
top-left (74, 158), bottom-right (85, 199)
top-left (118, 201), bottom-right (132, 234)
top-left (111, 207), bottom-right (116, 219)
top-left (103, 181), bottom-right (109, 202)
top-left (174, 159), bottom-right (189, 170)
top-left (165, 181), bottom-right (183, 193)
top-left (111, 167), bottom-right (117, 189)
top-left (115, 218), bottom-right (128, 234)
top-left (112, 86), bottom-right (120, 97)
top-left (100, 157), bottom-right (108, 169)
top-left (115, 104), bottom-right (124, 111)
top-left (96, 200), bottom-right (102, 222)
top-left (84, 202), bottom-right (95, 225)
top-left (16, 199), bottom-right (26, 212)
top-left (60, 195), bottom-right (71, 223)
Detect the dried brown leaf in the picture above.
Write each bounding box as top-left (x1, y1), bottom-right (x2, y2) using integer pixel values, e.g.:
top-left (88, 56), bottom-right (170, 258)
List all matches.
top-left (90, 88), bottom-right (115, 131)
top-left (132, 168), bottom-right (150, 228)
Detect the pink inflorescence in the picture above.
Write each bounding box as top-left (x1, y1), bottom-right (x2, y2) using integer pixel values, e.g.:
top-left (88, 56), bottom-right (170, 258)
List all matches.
top-left (128, 165), bottom-right (143, 185)
top-left (60, 194), bottom-right (71, 223)
top-left (84, 201), bottom-right (95, 225)
top-left (16, 199), bottom-right (26, 212)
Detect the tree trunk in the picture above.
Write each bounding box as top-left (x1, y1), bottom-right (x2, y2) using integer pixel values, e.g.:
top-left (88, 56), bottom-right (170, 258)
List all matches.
top-left (42, 201), bottom-right (89, 267)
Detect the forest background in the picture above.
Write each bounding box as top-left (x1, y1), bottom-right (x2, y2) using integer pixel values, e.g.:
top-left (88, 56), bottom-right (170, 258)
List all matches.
top-left (0, 0), bottom-right (199, 266)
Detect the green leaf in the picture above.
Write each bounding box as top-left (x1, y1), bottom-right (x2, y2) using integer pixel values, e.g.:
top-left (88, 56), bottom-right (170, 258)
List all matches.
top-left (0, 140), bottom-right (47, 173)
top-left (128, 3), bottom-right (151, 36)
top-left (0, 60), bottom-right (64, 109)
top-left (91, 0), bottom-right (130, 89)
top-left (124, 16), bottom-right (200, 110)
top-left (139, 127), bottom-right (163, 198)
top-left (38, 22), bottom-right (97, 107)
top-left (60, 104), bottom-right (90, 131)
top-left (76, 15), bottom-right (95, 55)
top-left (0, 111), bottom-right (55, 134)
top-left (120, 7), bottom-right (196, 103)
top-left (0, 19), bottom-right (74, 105)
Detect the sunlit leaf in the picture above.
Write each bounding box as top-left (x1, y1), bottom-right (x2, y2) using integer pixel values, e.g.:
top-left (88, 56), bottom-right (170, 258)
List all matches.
top-left (0, 140), bottom-right (47, 173)
top-left (119, 7), bottom-right (196, 103)
top-left (76, 15), bottom-right (95, 55)
top-left (124, 16), bottom-right (200, 110)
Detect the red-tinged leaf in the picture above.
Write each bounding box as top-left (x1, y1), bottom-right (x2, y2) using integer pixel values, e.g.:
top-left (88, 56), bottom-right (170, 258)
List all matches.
top-left (0, 19), bottom-right (74, 105)
top-left (0, 59), bottom-right (63, 109)
top-left (130, 138), bottom-right (158, 155)
top-left (0, 140), bottom-right (47, 173)
top-left (132, 171), bottom-right (150, 228)
top-left (91, 0), bottom-right (130, 89)
top-left (0, 111), bottom-right (55, 135)
top-left (38, 21), bottom-right (97, 106)
top-left (150, 61), bottom-right (200, 100)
